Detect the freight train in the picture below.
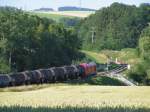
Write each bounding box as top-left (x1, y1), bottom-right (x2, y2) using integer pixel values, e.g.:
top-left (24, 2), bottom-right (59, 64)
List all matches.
top-left (0, 62), bottom-right (96, 87)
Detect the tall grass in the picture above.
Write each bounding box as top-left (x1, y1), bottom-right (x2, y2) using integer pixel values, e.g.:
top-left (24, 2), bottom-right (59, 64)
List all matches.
top-left (0, 106), bottom-right (150, 112)
top-left (0, 86), bottom-right (150, 107)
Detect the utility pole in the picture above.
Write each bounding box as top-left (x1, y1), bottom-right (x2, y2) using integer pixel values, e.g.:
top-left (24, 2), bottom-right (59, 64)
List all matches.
top-left (79, 0), bottom-right (82, 9)
top-left (91, 27), bottom-right (96, 44)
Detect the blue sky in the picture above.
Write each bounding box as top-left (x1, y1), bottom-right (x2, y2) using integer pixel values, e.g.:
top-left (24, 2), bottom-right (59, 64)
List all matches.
top-left (0, 0), bottom-right (150, 11)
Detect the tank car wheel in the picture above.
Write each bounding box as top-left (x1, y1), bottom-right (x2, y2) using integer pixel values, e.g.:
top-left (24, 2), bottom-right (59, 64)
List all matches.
top-left (22, 82), bottom-right (26, 86)
top-left (64, 74), bottom-right (68, 81)
top-left (75, 73), bottom-right (79, 79)
top-left (44, 79), bottom-right (47, 83)
top-left (9, 82), bottom-right (15, 87)
top-left (25, 80), bottom-right (31, 85)
top-left (52, 76), bottom-right (56, 83)
top-left (40, 78), bottom-right (44, 84)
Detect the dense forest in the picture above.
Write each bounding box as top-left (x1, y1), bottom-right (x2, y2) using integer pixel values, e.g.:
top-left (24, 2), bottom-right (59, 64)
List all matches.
top-left (78, 3), bottom-right (150, 50)
top-left (0, 7), bottom-right (82, 73)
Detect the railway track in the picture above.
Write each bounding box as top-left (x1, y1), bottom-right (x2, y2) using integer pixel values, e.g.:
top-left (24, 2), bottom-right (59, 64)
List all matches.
top-left (97, 65), bottom-right (136, 86)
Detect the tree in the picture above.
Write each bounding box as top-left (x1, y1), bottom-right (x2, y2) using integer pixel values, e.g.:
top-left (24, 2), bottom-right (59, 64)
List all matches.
top-left (128, 25), bottom-right (150, 85)
top-left (78, 3), bottom-right (149, 51)
top-left (139, 25), bottom-right (150, 61)
top-left (0, 7), bottom-right (82, 73)
top-left (139, 36), bottom-right (150, 61)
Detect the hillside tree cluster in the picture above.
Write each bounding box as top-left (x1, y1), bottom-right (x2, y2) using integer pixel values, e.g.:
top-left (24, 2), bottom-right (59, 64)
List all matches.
top-left (78, 3), bottom-right (150, 50)
top-left (0, 7), bottom-right (82, 73)
top-left (128, 25), bottom-right (150, 85)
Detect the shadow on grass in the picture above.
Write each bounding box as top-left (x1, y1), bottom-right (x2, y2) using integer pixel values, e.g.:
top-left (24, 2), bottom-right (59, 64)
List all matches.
top-left (0, 76), bottom-right (125, 92)
top-left (65, 76), bottom-right (125, 86)
top-left (0, 106), bottom-right (150, 112)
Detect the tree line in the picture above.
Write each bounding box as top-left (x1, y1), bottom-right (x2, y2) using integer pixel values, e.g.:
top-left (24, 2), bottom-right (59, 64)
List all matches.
top-left (0, 7), bottom-right (82, 73)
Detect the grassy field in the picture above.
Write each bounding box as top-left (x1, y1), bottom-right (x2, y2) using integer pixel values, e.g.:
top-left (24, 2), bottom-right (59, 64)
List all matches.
top-left (49, 11), bottom-right (94, 18)
top-left (0, 85), bottom-right (150, 112)
top-left (82, 48), bottom-right (140, 65)
top-left (81, 50), bottom-right (107, 63)
top-left (29, 11), bottom-right (94, 21)
top-left (29, 12), bottom-right (74, 21)
top-left (67, 76), bottom-right (125, 86)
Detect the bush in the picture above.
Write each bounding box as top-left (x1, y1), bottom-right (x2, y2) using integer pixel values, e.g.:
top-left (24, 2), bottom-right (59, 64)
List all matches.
top-left (127, 60), bottom-right (150, 85)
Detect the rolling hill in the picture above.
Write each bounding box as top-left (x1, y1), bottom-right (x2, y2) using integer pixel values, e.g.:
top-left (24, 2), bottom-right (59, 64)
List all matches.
top-left (30, 11), bottom-right (95, 21)
top-left (58, 6), bottom-right (96, 11)
top-left (33, 8), bottom-right (54, 12)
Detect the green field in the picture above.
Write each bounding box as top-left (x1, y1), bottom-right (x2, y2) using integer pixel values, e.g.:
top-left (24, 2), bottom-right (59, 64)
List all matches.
top-left (29, 12), bottom-right (74, 21)
top-left (82, 48), bottom-right (140, 65)
top-left (29, 11), bottom-right (94, 21)
top-left (0, 85), bottom-right (150, 112)
top-left (81, 50), bottom-right (107, 63)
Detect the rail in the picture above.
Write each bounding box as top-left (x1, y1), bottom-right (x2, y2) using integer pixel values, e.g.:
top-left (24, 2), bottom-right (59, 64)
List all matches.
top-left (97, 65), bottom-right (137, 86)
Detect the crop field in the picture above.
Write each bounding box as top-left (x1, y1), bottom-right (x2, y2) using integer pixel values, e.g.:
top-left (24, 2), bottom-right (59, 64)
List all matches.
top-left (29, 11), bottom-right (94, 21)
top-left (29, 12), bottom-right (74, 21)
top-left (46, 11), bottom-right (95, 18)
top-left (0, 85), bottom-right (150, 112)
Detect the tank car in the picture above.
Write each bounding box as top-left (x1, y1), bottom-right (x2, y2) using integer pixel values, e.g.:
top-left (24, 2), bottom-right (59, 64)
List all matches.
top-left (26, 70), bottom-right (44, 84)
top-left (39, 69), bottom-right (55, 83)
top-left (0, 74), bottom-right (11, 87)
top-left (9, 72), bottom-right (30, 86)
top-left (51, 67), bottom-right (66, 81)
top-left (64, 65), bottom-right (79, 79)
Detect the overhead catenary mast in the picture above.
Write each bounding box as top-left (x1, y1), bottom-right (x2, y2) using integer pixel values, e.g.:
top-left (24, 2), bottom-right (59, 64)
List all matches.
top-left (91, 27), bottom-right (96, 44)
top-left (79, 0), bottom-right (82, 9)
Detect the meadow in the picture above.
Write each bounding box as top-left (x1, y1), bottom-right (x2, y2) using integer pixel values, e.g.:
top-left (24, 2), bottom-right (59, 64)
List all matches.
top-left (82, 48), bottom-right (140, 65)
top-left (0, 85), bottom-right (150, 112)
top-left (29, 12), bottom-right (74, 21)
top-left (29, 11), bottom-right (94, 21)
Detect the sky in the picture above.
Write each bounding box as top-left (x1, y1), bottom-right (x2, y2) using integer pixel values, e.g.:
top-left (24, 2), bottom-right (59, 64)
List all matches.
top-left (0, 0), bottom-right (150, 11)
